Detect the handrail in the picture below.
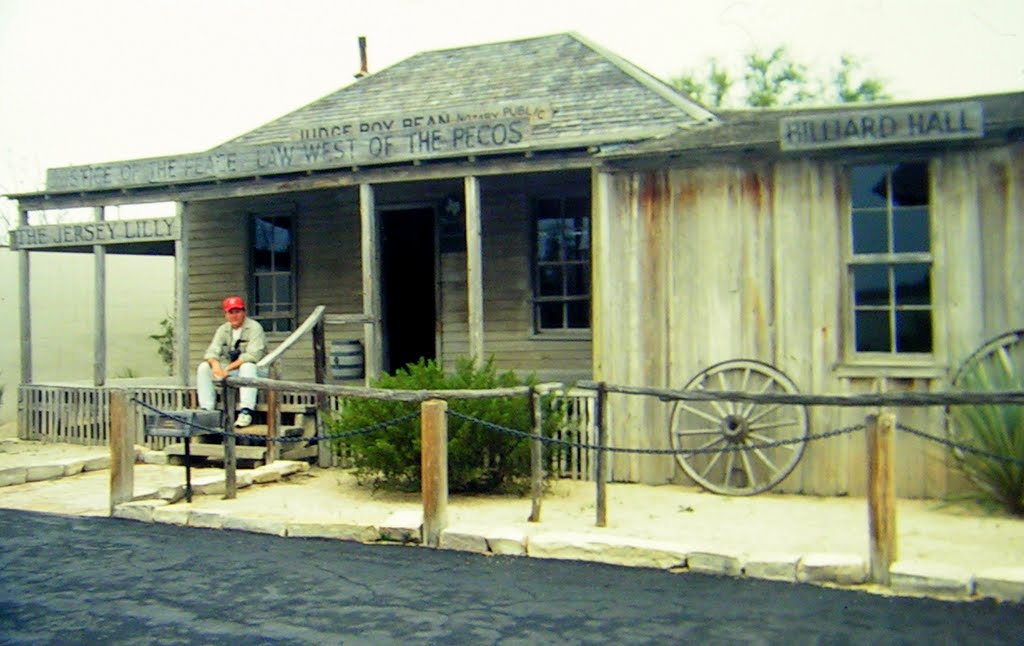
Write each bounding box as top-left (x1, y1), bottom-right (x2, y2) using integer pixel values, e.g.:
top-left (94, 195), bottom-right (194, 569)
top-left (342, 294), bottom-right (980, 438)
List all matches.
top-left (257, 305), bottom-right (326, 369)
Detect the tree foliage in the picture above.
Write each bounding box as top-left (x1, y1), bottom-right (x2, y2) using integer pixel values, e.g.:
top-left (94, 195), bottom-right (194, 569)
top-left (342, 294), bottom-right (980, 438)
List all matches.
top-left (149, 315), bottom-right (175, 376)
top-left (672, 47), bottom-right (889, 108)
top-left (326, 358), bottom-right (564, 495)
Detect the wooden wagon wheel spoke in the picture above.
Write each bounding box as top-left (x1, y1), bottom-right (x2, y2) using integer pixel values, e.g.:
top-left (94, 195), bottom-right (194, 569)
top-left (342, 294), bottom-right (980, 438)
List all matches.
top-left (674, 401), bottom-right (723, 426)
top-left (669, 359), bottom-right (810, 496)
top-left (715, 370), bottom-right (735, 414)
top-left (693, 383), bottom-right (730, 419)
top-left (721, 450), bottom-right (737, 485)
top-left (675, 428), bottom-right (722, 436)
top-left (740, 375), bottom-right (777, 418)
top-left (698, 439), bottom-right (728, 478)
top-left (745, 402), bottom-right (784, 426)
top-left (750, 445), bottom-right (781, 472)
top-left (739, 450), bottom-right (759, 491)
top-left (749, 431), bottom-right (801, 450)
top-left (748, 418), bottom-right (802, 433)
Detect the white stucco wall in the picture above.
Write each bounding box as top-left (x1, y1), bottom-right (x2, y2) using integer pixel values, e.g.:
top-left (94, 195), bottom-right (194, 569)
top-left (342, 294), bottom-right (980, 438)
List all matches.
top-left (0, 248), bottom-right (175, 422)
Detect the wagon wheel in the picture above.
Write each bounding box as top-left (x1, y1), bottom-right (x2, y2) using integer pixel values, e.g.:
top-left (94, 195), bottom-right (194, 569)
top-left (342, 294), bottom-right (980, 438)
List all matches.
top-left (950, 329), bottom-right (1024, 389)
top-left (947, 328), bottom-right (1024, 469)
top-left (668, 359), bottom-right (809, 496)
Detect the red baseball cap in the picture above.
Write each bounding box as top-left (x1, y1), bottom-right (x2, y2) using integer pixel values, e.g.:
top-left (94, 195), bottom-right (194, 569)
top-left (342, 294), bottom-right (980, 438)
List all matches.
top-left (222, 296), bottom-right (245, 312)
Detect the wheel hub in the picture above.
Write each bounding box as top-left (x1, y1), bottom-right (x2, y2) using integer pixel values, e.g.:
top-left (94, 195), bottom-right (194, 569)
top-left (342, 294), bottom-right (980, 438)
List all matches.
top-left (719, 414), bottom-right (749, 443)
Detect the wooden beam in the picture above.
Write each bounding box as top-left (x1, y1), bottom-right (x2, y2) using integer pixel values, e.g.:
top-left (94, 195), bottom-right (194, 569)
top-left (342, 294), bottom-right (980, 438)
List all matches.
top-left (18, 208), bottom-right (31, 385)
top-left (591, 170), bottom-right (612, 381)
top-left (93, 206), bottom-right (106, 386)
top-left (464, 175), bottom-right (484, 365)
top-left (360, 183), bottom-right (383, 381)
top-left (13, 154), bottom-right (599, 210)
top-left (175, 202), bottom-right (190, 385)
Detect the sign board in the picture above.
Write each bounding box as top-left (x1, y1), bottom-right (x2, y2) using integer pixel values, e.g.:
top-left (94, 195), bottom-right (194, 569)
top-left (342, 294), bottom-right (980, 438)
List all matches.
top-left (9, 216), bottom-right (180, 250)
top-left (46, 103), bottom-right (554, 193)
top-left (779, 101), bottom-right (984, 151)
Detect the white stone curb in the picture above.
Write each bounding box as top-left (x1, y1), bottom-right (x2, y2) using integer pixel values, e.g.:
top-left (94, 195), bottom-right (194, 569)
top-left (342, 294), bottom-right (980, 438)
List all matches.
top-left (528, 532), bottom-right (689, 570)
top-left (890, 559), bottom-right (975, 598)
top-left (797, 553), bottom-right (868, 585)
top-left (688, 551), bottom-right (743, 576)
top-left (974, 566), bottom-right (1024, 603)
top-left (741, 552), bottom-right (801, 582)
top-left (287, 522), bottom-right (381, 542)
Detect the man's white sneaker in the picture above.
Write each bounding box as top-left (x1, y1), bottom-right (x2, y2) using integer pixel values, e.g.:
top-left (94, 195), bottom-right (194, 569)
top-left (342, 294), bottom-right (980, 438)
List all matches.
top-left (234, 412), bottom-right (253, 428)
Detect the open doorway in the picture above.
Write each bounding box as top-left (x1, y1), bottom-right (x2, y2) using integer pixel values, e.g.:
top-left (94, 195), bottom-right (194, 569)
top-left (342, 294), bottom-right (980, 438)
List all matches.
top-left (380, 207), bottom-right (437, 374)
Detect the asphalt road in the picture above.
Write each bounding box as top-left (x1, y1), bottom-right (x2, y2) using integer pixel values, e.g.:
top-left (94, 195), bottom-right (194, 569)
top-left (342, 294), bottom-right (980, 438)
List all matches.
top-left (0, 510), bottom-right (1020, 645)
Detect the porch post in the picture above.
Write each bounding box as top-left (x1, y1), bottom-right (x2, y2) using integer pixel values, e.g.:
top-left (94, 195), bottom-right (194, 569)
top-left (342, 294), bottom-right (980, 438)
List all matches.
top-left (464, 175), bottom-right (484, 365)
top-left (93, 206), bottom-right (106, 386)
top-left (360, 183), bottom-right (383, 381)
top-left (175, 201), bottom-right (190, 385)
top-left (17, 207), bottom-right (31, 385)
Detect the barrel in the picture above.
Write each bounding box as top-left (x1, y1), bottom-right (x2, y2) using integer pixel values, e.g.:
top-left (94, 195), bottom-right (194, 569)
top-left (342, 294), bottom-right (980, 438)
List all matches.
top-left (330, 339), bottom-right (365, 380)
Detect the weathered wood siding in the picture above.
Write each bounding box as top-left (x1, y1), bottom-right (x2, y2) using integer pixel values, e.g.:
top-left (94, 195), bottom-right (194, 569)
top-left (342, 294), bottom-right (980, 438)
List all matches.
top-left (187, 189), bottom-right (364, 382)
top-left (596, 143), bottom-right (1024, 496)
top-left (438, 173), bottom-right (593, 381)
top-left (186, 171), bottom-right (594, 387)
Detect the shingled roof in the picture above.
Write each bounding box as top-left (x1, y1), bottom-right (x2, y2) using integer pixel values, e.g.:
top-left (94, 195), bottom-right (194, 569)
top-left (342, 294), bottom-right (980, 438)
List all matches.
top-left (221, 32), bottom-right (717, 151)
top-left (598, 91), bottom-right (1024, 166)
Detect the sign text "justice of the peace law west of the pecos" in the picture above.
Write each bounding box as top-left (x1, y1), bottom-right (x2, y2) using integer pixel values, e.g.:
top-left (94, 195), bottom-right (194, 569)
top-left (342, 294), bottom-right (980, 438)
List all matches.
top-left (45, 104), bottom-right (553, 193)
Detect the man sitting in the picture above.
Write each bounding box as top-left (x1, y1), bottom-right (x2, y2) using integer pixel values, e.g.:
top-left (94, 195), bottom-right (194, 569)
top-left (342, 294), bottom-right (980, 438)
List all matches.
top-left (196, 296), bottom-right (266, 428)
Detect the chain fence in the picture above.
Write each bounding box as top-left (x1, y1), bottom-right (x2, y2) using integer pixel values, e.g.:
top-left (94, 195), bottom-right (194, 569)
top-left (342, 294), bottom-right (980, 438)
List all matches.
top-left (131, 398), bottom-right (419, 447)
top-left (133, 394), bottom-right (1024, 466)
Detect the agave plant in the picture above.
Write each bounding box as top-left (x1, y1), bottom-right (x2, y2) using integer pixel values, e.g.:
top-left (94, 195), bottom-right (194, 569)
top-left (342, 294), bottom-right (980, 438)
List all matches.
top-left (948, 333), bottom-right (1024, 516)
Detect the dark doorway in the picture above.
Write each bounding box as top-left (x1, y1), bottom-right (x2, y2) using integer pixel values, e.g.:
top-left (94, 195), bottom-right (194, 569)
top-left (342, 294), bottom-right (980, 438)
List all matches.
top-left (381, 208), bottom-right (436, 374)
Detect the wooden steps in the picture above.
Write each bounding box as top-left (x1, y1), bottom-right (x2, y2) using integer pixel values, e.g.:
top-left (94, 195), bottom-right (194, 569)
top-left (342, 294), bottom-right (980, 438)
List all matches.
top-left (164, 424), bottom-right (313, 466)
top-left (164, 442), bottom-right (267, 461)
top-left (151, 404), bottom-right (321, 467)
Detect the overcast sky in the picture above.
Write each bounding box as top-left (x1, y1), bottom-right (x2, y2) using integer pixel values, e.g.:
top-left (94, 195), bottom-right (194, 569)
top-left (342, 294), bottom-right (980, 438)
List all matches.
top-left (1, 0), bottom-right (1022, 227)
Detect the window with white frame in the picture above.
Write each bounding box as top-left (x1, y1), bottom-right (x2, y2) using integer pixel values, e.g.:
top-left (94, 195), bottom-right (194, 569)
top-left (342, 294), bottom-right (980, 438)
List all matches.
top-left (847, 161), bottom-right (933, 355)
top-left (532, 197), bottom-right (591, 332)
top-left (251, 213), bottom-right (295, 333)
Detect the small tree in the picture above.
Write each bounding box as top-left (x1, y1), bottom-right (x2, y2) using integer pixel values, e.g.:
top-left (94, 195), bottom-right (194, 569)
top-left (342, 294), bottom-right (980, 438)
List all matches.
top-left (149, 315), bottom-right (175, 376)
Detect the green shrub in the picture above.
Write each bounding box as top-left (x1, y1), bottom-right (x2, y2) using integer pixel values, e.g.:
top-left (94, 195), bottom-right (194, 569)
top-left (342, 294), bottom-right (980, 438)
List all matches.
top-left (948, 353), bottom-right (1024, 516)
top-left (326, 358), bottom-right (563, 494)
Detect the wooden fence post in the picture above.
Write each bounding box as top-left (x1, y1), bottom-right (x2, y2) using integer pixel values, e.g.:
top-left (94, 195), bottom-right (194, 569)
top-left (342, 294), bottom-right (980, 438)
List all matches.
top-left (528, 387), bottom-right (543, 523)
top-left (594, 382), bottom-right (607, 528)
top-left (313, 319), bottom-right (334, 468)
top-left (866, 412), bottom-right (897, 585)
top-left (108, 390), bottom-right (135, 514)
top-left (223, 382), bottom-right (237, 499)
top-left (421, 399), bottom-right (448, 547)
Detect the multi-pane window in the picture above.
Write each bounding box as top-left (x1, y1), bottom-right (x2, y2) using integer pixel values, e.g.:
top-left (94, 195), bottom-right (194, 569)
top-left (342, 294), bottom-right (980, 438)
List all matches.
top-left (251, 214), bottom-right (295, 333)
top-left (533, 197), bottom-right (591, 331)
top-left (848, 162), bottom-right (932, 354)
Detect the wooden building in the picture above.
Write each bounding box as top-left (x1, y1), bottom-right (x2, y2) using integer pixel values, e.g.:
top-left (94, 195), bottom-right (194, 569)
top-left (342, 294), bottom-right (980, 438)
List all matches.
top-left (8, 33), bottom-right (1024, 497)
